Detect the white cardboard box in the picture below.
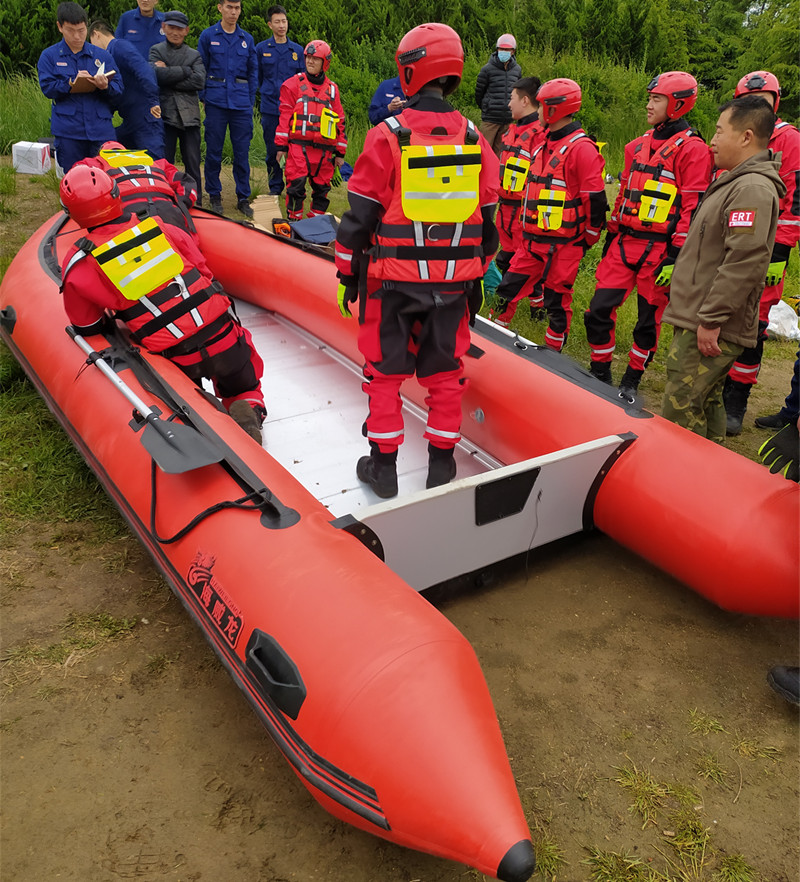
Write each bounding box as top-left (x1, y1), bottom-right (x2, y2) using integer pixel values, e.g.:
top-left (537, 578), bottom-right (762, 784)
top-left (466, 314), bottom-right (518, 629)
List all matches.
top-left (12, 141), bottom-right (52, 175)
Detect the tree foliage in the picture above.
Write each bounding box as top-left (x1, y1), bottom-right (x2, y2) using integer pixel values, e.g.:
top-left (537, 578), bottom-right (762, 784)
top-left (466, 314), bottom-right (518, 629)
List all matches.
top-left (0, 0), bottom-right (796, 154)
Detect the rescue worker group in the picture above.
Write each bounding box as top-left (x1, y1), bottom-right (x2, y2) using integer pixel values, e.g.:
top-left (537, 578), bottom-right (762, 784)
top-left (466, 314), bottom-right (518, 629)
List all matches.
top-left (48, 8), bottom-right (798, 499)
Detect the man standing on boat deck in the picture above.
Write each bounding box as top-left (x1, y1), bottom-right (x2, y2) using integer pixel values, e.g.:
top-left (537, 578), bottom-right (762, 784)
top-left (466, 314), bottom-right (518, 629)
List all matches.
top-left (661, 96), bottom-right (784, 443)
top-left (335, 23), bottom-right (499, 499)
top-left (58, 165), bottom-right (267, 443)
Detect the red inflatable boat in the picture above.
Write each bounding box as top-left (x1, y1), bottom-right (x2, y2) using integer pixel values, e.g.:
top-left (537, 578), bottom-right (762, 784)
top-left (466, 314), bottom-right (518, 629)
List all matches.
top-left (1, 209), bottom-right (796, 880)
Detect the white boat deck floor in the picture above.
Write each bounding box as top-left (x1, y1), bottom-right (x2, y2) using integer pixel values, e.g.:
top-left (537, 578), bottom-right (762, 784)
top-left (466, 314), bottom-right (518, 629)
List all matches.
top-left (234, 300), bottom-right (500, 519)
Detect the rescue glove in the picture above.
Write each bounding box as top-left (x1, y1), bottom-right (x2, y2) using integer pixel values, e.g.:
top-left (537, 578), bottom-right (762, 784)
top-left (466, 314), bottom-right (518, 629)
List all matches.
top-left (766, 242), bottom-right (791, 287)
top-left (337, 276), bottom-right (359, 318)
top-left (758, 422), bottom-right (799, 482)
top-left (601, 231), bottom-right (617, 258)
top-left (655, 244), bottom-right (681, 287)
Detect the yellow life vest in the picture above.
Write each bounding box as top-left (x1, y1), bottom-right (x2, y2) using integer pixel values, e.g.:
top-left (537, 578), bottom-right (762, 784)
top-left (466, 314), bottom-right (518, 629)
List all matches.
top-left (502, 155), bottom-right (530, 193)
top-left (99, 148), bottom-right (155, 168)
top-left (399, 141), bottom-right (482, 224)
top-left (90, 217), bottom-right (185, 301)
top-left (639, 179), bottom-right (678, 224)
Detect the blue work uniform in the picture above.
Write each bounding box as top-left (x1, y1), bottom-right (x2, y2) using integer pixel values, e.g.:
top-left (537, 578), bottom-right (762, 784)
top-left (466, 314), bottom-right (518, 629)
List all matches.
top-left (368, 76), bottom-right (406, 126)
top-left (37, 39), bottom-right (124, 172)
top-left (255, 36), bottom-right (304, 194)
top-left (115, 8), bottom-right (166, 60)
top-left (198, 22), bottom-right (257, 202)
top-left (107, 37), bottom-right (165, 158)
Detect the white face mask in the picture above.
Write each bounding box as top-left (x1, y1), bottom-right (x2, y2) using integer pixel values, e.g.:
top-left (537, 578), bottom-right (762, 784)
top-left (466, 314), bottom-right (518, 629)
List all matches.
top-left (497, 50), bottom-right (512, 62)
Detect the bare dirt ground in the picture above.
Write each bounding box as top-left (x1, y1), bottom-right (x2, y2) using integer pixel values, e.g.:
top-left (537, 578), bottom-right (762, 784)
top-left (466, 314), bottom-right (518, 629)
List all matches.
top-left (2, 161), bottom-right (798, 882)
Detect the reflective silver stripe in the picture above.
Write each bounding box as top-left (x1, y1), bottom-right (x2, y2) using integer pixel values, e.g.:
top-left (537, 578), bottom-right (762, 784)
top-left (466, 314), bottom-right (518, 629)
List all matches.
top-left (334, 249), bottom-right (352, 262)
top-left (445, 222), bottom-right (463, 280)
top-left (426, 426), bottom-right (460, 440)
top-left (173, 273), bottom-right (203, 328)
top-left (426, 145), bottom-right (435, 179)
top-left (404, 191), bottom-right (477, 201)
top-left (592, 344), bottom-right (616, 355)
top-left (414, 220), bottom-right (429, 280)
top-left (778, 219), bottom-right (800, 226)
top-left (630, 346), bottom-right (649, 360)
top-left (138, 294), bottom-right (184, 339)
top-left (116, 246), bottom-right (177, 291)
top-left (661, 170), bottom-right (676, 181)
top-left (63, 249), bottom-right (88, 278)
top-left (367, 429), bottom-right (404, 440)
top-left (454, 144), bottom-right (464, 177)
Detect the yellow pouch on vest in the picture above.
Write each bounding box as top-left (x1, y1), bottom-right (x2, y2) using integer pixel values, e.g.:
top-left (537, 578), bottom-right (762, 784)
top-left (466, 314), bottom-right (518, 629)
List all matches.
top-left (92, 217), bottom-right (185, 301)
top-left (502, 156), bottom-right (530, 192)
top-left (537, 189), bottom-right (566, 231)
top-left (99, 148), bottom-right (154, 168)
top-left (320, 107), bottom-right (339, 140)
top-left (640, 179), bottom-right (678, 224)
top-left (400, 144), bottom-right (482, 223)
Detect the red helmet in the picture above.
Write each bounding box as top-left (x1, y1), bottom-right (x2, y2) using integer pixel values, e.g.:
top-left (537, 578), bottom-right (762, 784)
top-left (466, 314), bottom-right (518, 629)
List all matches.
top-left (735, 70), bottom-right (781, 113)
top-left (496, 33), bottom-right (517, 50)
top-left (100, 140), bottom-right (126, 151)
top-left (60, 165), bottom-right (122, 228)
top-left (305, 40), bottom-right (332, 72)
top-left (396, 23), bottom-right (464, 97)
top-left (537, 78), bottom-right (581, 125)
top-left (647, 71), bottom-right (697, 119)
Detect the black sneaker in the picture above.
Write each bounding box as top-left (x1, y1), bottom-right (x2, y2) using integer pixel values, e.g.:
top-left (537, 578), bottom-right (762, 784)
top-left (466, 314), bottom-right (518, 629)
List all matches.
top-left (356, 454), bottom-right (398, 499)
top-left (767, 666), bottom-right (800, 705)
top-left (754, 412), bottom-right (794, 430)
top-left (426, 446), bottom-right (456, 489)
top-left (209, 197), bottom-right (223, 214)
top-left (237, 200), bottom-right (254, 219)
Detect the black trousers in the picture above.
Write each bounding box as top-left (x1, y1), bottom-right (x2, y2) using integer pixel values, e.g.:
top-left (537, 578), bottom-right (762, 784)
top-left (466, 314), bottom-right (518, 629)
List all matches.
top-left (164, 124), bottom-right (202, 205)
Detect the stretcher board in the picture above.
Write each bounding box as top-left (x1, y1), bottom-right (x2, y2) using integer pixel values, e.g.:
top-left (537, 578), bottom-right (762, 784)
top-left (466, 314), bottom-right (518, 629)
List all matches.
top-left (334, 435), bottom-right (626, 591)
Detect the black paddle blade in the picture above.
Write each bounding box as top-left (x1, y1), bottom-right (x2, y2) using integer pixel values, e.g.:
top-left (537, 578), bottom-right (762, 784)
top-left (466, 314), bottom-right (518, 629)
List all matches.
top-left (141, 417), bottom-right (223, 474)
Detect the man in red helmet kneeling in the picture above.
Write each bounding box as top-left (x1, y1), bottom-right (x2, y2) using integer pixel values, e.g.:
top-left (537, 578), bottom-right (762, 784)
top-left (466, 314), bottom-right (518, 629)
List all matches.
top-left (275, 40), bottom-right (347, 221)
top-left (490, 78), bottom-right (607, 352)
top-left (584, 72), bottom-right (711, 402)
top-left (334, 23), bottom-right (500, 498)
top-left (59, 165), bottom-right (267, 443)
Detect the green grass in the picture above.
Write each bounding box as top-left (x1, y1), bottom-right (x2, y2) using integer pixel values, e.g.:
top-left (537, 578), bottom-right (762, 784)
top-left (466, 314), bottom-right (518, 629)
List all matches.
top-left (534, 832), bottom-right (567, 880)
top-left (614, 762), bottom-right (672, 828)
top-left (0, 343), bottom-right (126, 535)
top-left (695, 753), bottom-right (729, 787)
top-left (583, 847), bottom-right (652, 882)
top-left (712, 855), bottom-right (757, 882)
top-left (688, 710), bottom-right (727, 736)
top-left (0, 72), bottom-right (52, 154)
top-left (0, 166), bottom-right (17, 218)
top-left (5, 611), bottom-right (136, 667)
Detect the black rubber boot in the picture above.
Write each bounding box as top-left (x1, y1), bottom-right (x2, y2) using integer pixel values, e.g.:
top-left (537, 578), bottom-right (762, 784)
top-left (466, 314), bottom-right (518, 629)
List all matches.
top-left (426, 444), bottom-right (456, 489)
top-left (356, 445), bottom-right (398, 498)
top-left (588, 361), bottom-right (613, 385)
top-left (723, 376), bottom-right (752, 436)
top-left (618, 366), bottom-right (644, 403)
